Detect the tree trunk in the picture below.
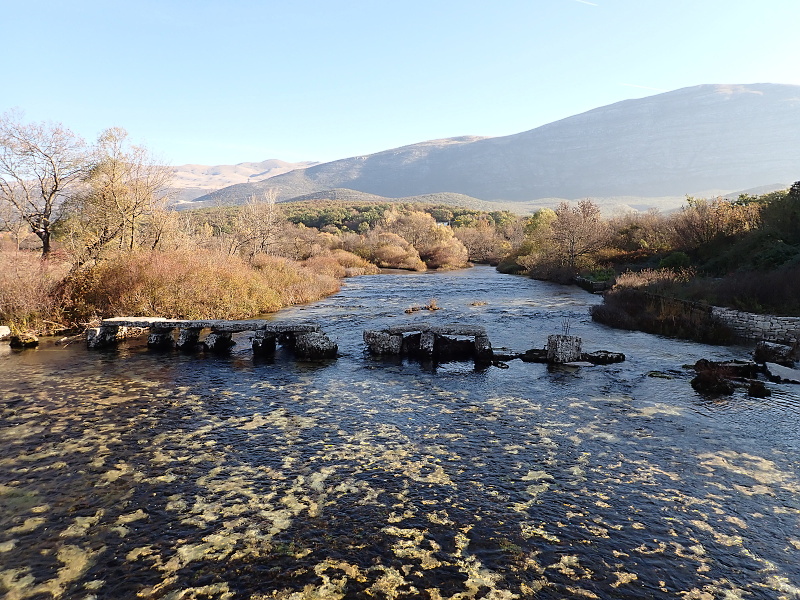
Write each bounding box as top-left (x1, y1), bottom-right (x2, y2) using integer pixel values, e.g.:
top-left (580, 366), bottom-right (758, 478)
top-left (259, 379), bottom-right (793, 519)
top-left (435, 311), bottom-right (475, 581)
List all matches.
top-left (40, 232), bottom-right (51, 257)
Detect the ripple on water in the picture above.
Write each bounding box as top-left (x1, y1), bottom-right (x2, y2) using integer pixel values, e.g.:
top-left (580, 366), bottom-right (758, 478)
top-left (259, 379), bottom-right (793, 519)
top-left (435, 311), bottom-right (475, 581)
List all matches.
top-left (0, 266), bottom-right (798, 599)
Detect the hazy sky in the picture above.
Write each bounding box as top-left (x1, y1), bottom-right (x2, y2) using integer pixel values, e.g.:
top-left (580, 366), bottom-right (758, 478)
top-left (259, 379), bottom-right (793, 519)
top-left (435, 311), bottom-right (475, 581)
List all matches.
top-left (4, 0), bottom-right (799, 166)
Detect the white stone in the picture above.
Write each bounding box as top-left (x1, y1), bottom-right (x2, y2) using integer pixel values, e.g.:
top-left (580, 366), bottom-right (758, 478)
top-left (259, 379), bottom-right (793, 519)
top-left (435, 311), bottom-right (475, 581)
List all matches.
top-left (0, 326), bottom-right (10, 340)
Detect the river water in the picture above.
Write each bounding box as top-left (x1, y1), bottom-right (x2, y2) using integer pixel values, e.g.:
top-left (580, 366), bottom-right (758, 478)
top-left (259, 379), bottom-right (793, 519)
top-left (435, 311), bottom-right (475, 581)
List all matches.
top-left (1, 265), bottom-right (799, 599)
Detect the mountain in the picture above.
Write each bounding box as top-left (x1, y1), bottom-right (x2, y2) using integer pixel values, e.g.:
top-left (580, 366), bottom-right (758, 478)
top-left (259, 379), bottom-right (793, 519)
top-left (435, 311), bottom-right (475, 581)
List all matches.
top-left (170, 159), bottom-right (318, 203)
top-left (193, 84), bottom-right (800, 209)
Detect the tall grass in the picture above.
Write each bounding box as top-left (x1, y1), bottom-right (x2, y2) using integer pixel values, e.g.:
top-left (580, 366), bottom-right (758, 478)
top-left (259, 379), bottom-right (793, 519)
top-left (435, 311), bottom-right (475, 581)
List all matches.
top-left (0, 251), bottom-right (70, 332)
top-left (65, 250), bottom-right (340, 321)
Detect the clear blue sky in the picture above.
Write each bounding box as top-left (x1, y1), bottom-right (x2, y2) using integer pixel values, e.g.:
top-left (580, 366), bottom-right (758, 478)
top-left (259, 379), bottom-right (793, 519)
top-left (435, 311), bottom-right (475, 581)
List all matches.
top-left (4, 0), bottom-right (800, 166)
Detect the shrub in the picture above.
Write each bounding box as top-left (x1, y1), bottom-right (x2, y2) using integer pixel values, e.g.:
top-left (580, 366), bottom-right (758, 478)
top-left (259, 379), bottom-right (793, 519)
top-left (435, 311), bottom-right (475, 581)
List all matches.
top-left (250, 254), bottom-right (341, 305)
top-left (65, 250), bottom-right (281, 320)
top-left (353, 232), bottom-right (427, 271)
top-left (303, 255), bottom-right (346, 279)
top-left (65, 250), bottom-right (340, 321)
top-left (0, 250), bottom-right (70, 332)
top-left (658, 252), bottom-right (691, 270)
top-left (328, 249), bottom-right (379, 275)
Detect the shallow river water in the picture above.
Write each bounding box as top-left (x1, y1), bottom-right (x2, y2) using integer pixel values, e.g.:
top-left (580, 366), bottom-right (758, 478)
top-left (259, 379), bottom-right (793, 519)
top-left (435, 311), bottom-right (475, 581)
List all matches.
top-left (1, 266), bottom-right (799, 599)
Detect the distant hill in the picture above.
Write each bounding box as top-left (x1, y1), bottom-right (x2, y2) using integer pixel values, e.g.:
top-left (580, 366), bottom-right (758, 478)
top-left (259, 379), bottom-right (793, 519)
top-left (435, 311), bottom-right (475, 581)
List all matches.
top-left (192, 84), bottom-right (800, 211)
top-left (170, 159), bottom-right (318, 203)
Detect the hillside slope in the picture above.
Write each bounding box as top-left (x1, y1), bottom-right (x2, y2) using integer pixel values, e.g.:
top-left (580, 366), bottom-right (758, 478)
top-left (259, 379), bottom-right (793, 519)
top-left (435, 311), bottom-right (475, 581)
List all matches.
top-left (194, 84), bottom-right (800, 207)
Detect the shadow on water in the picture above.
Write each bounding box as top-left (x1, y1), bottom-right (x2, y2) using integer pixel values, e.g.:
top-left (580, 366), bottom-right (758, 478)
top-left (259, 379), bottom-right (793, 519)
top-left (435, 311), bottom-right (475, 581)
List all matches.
top-left (0, 266), bottom-right (799, 598)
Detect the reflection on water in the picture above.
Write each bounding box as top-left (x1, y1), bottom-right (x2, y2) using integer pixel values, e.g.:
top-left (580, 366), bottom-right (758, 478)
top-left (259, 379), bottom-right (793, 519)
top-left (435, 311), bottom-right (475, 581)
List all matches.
top-left (1, 266), bottom-right (799, 599)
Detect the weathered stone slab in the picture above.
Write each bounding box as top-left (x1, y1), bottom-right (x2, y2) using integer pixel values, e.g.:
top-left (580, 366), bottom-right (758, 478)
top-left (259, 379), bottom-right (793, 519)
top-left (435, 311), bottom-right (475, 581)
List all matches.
top-left (0, 326), bottom-right (11, 341)
top-left (99, 317), bottom-right (321, 334)
top-left (364, 324), bottom-right (493, 362)
top-left (385, 324), bottom-right (488, 337)
top-left (89, 318), bottom-right (325, 353)
top-left (765, 362), bottom-right (800, 384)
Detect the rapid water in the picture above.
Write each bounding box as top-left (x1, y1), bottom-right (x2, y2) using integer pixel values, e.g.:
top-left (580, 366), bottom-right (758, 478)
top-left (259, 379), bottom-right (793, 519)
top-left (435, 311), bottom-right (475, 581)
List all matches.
top-left (1, 266), bottom-right (798, 599)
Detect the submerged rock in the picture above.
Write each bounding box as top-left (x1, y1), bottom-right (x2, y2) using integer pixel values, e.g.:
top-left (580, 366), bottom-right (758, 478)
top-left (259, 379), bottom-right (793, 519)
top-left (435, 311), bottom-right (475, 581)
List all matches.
top-left (9, 333), bottom-right (39, 349)
top-left (747, 380), bottom-right (771, 398)
top-left (582, 350), bottom-right (626, 365)
top-left (691, 370), bottom-right (736, 395)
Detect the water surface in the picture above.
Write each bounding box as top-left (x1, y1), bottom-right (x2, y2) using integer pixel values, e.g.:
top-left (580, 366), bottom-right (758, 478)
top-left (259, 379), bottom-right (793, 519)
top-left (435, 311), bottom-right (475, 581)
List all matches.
top-left (1, 266), bottom-right (798, 599)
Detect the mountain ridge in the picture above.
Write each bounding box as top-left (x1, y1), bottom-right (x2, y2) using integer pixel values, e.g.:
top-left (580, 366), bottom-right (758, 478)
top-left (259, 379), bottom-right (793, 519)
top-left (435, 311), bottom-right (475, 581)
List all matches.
top-left (191, 84), bottom-right (800, 209)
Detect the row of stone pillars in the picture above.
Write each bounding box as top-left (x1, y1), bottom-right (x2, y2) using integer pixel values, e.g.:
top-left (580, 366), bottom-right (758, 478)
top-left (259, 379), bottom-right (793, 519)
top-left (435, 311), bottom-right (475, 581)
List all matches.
top-left (363, 324), bottom-right (494, 363)
top-left (87, 318), bottom-right (338, 359)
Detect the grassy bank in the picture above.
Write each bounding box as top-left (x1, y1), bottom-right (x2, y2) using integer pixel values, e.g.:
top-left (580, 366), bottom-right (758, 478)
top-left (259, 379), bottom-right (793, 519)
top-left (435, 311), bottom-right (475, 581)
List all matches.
top-left (0, 248), bottom-right (356, 335)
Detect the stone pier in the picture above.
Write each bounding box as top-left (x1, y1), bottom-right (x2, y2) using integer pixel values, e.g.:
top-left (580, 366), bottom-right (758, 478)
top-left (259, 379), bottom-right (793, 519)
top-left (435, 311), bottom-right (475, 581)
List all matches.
top-left (363, 324), bottom-right (493, 363)
top-left (546, 334), bottom-right (582, 363)
top-left (87, 317), bottom-right (337, 359)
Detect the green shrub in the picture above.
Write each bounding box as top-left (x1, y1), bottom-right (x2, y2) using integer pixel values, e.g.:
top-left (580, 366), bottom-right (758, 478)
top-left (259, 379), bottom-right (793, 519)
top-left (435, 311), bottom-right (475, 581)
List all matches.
top-left (658, 252), bottom-right (691, 270)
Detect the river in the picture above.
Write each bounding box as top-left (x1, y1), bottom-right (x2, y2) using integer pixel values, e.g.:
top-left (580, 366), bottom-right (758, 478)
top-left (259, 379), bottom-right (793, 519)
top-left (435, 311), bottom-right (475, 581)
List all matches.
top-left (1, 265), bottom-right (798, 599)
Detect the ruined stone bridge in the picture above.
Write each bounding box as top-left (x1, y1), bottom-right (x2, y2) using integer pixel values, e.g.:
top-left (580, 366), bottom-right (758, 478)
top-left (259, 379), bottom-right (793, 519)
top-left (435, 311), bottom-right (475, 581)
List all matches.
top-left (363, 324), bottom-right (494, 363)
top-left (87, 317), bottom-right (337, 358)
top-left (86, 318), bottom-right (620, 366)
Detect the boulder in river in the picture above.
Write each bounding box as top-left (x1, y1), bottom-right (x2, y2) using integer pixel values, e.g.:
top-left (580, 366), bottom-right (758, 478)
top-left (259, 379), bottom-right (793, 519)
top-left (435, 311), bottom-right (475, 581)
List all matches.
top-left (753, 341), bottom-right (797, 367)
top-left (9, 333), bottom-right (39, 349)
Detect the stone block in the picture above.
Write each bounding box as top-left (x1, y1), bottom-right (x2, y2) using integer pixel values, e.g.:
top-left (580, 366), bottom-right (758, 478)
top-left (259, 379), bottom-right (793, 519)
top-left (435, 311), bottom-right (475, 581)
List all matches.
top-left (204, 331), bottom-right (235, 353)
top-left (473, 335), bottom-right (493, 362)
top-left (419, 331), bottom-right (436, 358)
top-left (147, 330), bottom-right (174, 349)
top-left (754, 341), bottom-right (796, 366)
top-left (0, 326), bottom-right (10, 340)
top-left (765, 362), bottom-right (800, 384)
top-left (176, 327), bottom-right (202, 351)
top-left (87, 325), bottom-right (128, 349)
top-left (293, 332), bottom-right (337, 359)
top-left (252, 331), bottom-right (277, 355)
top-left (363, 330), bottom-right (403, 355)
top-left (547, 335), bottom-right (582, 364)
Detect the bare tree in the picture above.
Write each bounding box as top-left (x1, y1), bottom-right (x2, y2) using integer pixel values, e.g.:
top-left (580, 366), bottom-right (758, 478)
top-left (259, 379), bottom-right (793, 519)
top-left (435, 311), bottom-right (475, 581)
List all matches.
top-left (63, 127), bottom-right (172, 264)
top-left (550, 200), bottom-right (608, 269)
top-left (0, 111), bottom-right (87, 256)
top-left (232, 191), bottom-right (279, 259)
